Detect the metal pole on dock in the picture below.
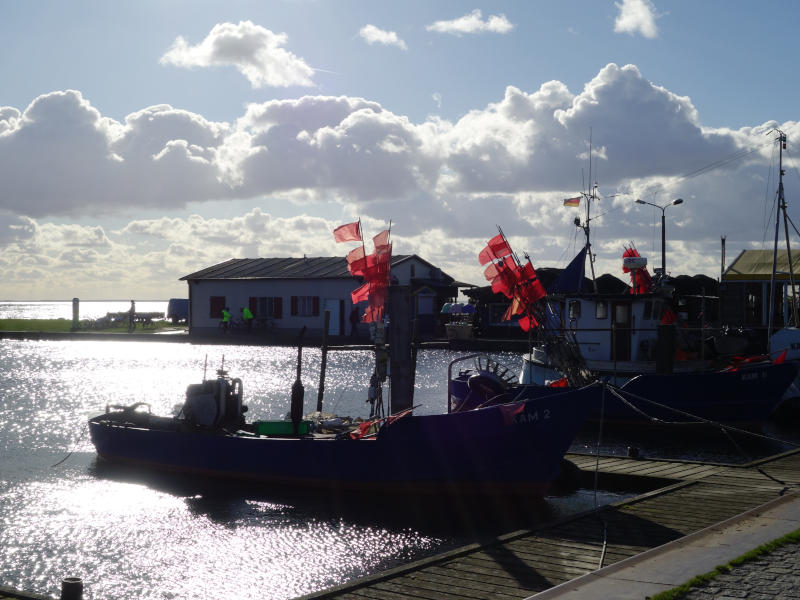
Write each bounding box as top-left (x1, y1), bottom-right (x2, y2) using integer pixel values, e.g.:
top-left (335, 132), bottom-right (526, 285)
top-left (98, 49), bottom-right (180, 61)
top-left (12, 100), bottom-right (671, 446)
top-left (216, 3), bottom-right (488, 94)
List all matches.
top-left (317, 311), bottom-right (330, 412)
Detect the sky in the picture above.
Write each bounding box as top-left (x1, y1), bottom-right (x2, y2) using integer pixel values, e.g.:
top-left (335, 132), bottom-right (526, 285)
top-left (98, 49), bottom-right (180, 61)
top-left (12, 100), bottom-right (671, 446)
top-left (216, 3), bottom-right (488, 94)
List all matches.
top-left (2, 0), bottom-right (799, 300)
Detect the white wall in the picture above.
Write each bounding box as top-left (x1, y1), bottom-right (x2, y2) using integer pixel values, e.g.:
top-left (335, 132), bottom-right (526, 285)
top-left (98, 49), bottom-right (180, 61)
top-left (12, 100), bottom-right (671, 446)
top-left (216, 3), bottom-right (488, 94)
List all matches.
top-left (188, 278), bottom-right (358, 335)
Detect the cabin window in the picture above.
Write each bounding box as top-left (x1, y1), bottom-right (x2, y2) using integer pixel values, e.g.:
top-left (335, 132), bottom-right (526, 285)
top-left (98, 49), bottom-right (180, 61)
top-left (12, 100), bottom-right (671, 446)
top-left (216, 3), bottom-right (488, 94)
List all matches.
top-left (209, 296), bottom-right (225, 318)
top-left (595, 300), bottom-right (608, 320)
top-left (256, 296), bottom-right (283, 319)
top-left (568, 300), bottom-right (581, 320)
top-left (616, 304), bottom-right (630, 323)
top-left (643, 301), bottom-right (653, 320)
top-left (291, 296), bottom-right (320, 317)
top-left (410, 264), bottom-right (415, 278)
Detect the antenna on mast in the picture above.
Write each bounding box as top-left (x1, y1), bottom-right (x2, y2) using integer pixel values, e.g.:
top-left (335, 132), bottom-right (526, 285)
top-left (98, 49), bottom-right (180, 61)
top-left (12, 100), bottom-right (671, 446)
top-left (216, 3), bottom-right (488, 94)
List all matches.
top-left (582, 130), bottom-right (599, 293)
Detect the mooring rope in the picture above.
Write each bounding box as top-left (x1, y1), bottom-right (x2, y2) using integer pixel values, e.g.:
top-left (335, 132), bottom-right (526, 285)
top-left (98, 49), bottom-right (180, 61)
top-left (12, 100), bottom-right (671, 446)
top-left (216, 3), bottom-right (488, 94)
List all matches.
top-left (602, 384), bottom-right (794, 490)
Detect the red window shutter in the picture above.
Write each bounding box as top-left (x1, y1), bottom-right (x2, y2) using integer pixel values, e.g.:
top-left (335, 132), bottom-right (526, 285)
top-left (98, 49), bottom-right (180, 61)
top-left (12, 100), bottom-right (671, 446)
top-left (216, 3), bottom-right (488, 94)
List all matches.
top-left (210, 296), bottom-right (225, 318)
top-left (312, 297), bottom-right (320, 316)
top-left (291, 296), bottom-right (298, 316)
top-left (249, 297), bottom-right (257, 312)
top-left (274, 297), bottom-right (283, 319)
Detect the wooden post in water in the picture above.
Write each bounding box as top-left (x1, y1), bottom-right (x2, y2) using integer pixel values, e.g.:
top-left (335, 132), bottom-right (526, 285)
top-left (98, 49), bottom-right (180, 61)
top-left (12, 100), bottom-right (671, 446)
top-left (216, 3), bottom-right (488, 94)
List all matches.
top-left (388, 286), bottom-right (414, 413)
top-left (61, 577), bottom-right (83, 600)
top-left (317, 311), bottom-right (330, 413)
top-left (290, 326), bottom-right (306, 435)
top-left (71, 298), bottom-right (79, 331)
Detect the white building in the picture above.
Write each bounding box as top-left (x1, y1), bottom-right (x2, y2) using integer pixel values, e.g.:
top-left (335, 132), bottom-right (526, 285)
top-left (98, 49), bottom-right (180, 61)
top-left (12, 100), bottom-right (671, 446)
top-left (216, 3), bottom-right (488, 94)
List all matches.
top-left (180, 255), bottom-right (466, 339)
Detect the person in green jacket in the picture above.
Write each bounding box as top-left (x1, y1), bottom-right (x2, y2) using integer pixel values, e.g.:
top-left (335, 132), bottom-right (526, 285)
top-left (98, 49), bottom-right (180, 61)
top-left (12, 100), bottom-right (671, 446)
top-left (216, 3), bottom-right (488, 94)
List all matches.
top-left (221, 307), bottom-right (231, 332)
top-left (241, 306), bottom-right (254, 332)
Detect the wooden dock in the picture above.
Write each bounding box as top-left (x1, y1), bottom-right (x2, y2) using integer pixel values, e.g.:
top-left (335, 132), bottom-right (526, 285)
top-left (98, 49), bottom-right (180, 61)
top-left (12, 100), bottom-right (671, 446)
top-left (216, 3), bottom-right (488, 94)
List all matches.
top-left (297, 449), bottom-right (800, 600)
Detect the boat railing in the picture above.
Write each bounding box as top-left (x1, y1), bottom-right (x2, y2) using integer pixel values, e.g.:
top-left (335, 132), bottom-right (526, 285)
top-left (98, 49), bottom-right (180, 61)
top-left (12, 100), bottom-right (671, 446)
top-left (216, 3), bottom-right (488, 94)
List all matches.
top-left (447, 353), bottom-right (487, 413)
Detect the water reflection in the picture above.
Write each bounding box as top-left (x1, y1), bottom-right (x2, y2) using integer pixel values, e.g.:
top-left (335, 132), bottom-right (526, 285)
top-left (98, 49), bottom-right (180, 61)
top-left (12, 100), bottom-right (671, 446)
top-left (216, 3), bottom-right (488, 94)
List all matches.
top-left (2, 340), bottom-right (629, 600)
top-left (6, 338), bottom-right (795, 599)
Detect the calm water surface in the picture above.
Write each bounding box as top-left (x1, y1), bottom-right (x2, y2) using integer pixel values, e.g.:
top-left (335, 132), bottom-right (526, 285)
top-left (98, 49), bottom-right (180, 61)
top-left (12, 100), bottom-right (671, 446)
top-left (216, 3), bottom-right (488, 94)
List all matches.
top-left (1, 339), bottom-right (634, 600)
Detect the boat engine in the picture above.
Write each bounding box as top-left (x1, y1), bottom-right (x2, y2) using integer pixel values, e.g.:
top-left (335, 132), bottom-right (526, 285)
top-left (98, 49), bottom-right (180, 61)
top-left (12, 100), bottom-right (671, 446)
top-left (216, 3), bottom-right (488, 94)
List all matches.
top-left (183, 371), bottom-right (247, 429)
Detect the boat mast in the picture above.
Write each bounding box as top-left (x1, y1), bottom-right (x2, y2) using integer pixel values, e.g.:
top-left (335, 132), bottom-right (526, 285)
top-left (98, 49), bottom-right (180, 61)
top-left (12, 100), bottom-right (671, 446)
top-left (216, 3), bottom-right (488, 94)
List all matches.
top-left (767, 129), bottom-right (797, 339)
top-left (581, 132), bottom-right (599, 293)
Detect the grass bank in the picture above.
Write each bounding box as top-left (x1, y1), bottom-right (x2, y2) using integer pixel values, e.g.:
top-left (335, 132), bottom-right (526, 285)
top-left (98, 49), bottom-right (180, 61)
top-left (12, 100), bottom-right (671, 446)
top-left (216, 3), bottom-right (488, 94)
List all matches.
top-left (0, 318), bottom-right (183, 333)
top-left (650, 527), bottom-right (800, 600)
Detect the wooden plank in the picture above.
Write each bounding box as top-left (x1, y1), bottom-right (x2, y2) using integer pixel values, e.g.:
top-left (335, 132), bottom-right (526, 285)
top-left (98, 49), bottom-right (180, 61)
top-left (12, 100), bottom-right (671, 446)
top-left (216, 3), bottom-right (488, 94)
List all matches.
top-left (314, 451), bottom-right (800, 600)
top-left (407, 570), bottom-right (539, 598)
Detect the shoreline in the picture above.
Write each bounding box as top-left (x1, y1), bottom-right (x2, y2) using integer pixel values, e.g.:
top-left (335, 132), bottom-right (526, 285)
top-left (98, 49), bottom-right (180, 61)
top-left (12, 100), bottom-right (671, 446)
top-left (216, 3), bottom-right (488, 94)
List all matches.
top-left (0, 329), bottom-right (533, 352)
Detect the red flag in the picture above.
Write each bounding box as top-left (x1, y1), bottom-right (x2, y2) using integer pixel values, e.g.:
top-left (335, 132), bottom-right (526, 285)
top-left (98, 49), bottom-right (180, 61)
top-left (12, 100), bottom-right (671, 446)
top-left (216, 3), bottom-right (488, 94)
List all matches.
top-left (362, 305), bottom-right (384, 323)
top-left (491, 275), bottom-right (514, 298)
top-left (346, 246), bottom-right (365, 265)
top-left (487, 234), bottom-right (512, 258)
top-left (484, 262), bottom-right (501, 282)
top-left (351, 282), bottom-right (370, 304)
top-left (774, 350), bottom-right (788, 365)
top-left (478, 247), bottom-right (494, 266)
top-left (333, 221), bottom-right (361, 243)
top-left (515, 261), bottom-right (536, 283)
top-left (348, 257), bottom-right (367, 276)
top-left (373, 229), bottom-right (390, 250)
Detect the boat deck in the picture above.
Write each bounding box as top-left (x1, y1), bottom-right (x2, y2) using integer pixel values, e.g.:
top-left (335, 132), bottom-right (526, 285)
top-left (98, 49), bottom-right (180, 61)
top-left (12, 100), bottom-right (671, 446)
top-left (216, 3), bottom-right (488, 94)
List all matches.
top-left (296, 449), bottom-right (800, 600)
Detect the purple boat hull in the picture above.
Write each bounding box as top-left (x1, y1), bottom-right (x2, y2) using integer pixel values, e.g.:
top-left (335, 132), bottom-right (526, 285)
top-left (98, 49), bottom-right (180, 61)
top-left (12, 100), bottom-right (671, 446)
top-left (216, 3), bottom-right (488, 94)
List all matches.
top-left (89, 387), bottom-right (594, 496)
top-left (451, 362), bottom-right (799, 426)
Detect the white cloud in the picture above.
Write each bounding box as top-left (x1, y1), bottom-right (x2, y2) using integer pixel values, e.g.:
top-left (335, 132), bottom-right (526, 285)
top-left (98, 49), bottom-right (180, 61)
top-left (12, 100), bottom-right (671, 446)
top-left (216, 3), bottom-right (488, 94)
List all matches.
top-left (160, 20), bottom-right (315, 88)
top-left (1, 63), bottom-right (798, 296)
top-left (614, 0), bottom-right (660, 38)
top-left (432, 93), bottom-right (442, 109)
top-left (359, 25), bottom-right (407, 50)
top-left (426, 9), bottom-right (514, 35)
top-left (0, 90), bottom-right (231, 217)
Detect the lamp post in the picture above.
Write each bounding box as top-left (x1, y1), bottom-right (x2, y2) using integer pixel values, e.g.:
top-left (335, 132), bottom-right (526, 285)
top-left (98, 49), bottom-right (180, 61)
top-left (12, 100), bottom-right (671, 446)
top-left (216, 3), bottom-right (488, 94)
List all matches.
top-left (635, 198), bottom-right (683, 275)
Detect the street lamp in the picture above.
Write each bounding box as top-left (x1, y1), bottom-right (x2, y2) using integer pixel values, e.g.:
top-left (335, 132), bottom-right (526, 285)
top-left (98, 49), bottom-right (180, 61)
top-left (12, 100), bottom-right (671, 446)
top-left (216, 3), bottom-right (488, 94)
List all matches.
top-left (635, 198), bottom-right (684, 275)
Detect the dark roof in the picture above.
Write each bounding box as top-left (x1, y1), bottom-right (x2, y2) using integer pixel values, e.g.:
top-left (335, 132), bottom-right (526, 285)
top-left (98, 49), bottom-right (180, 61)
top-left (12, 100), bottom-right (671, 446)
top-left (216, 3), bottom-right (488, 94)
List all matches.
top-left (670, 274), bottom-right (719, 296)
top-left (464, 270), bottom-right (630, 302)
top-left (180, 255), bottom-right (461, 283)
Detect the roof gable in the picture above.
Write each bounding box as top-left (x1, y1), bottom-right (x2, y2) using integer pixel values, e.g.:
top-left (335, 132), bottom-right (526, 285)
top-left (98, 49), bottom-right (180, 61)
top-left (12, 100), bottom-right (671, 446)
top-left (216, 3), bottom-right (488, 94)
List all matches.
top-left (723, 249), bottom-right (800, 281)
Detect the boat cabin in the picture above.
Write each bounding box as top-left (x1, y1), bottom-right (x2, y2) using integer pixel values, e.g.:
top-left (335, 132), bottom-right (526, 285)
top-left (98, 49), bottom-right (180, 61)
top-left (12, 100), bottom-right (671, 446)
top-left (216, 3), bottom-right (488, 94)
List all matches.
top-left (551, 292), bottom-right (670, 364)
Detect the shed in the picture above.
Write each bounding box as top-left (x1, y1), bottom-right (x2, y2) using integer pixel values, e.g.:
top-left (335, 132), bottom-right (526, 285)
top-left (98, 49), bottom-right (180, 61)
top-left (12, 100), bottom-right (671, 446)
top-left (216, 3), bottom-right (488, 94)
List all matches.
top-left (180, 255), bottom-right (467, 339)
top-left (720, 249), bottom-right (800, 328)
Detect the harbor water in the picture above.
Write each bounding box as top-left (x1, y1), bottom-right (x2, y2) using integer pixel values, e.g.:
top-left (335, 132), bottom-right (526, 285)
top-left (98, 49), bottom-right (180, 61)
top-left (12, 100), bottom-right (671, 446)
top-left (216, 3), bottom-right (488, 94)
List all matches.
top-left (1, 302), bottom-right (798, 599)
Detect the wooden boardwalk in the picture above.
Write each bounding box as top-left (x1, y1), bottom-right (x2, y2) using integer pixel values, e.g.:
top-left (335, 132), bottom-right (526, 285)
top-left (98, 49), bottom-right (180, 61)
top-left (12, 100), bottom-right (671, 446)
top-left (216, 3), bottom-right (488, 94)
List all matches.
top-left (298, 449), bottom-right (800, 600)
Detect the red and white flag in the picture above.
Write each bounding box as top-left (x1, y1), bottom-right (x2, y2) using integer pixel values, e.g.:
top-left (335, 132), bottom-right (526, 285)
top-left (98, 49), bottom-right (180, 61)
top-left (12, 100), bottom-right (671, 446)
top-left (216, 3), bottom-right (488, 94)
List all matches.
top-left (333, 221), bottom-right (362, 243)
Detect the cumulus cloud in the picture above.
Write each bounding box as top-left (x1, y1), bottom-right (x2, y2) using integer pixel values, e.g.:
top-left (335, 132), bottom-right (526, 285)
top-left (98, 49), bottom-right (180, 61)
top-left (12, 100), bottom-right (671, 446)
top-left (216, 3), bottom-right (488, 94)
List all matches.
top-left (160, 20), bottom-right (315, 88)
top-left (614, 0), bottom-right (660, 38)
top-left (359, 25), bottom-right (407, 50)
top-left (426, 9), bottom-right (514, 35)
top-left (0, 90), bottom-right (230, 217)
top-left (0, 63), bottom-right (796, 296)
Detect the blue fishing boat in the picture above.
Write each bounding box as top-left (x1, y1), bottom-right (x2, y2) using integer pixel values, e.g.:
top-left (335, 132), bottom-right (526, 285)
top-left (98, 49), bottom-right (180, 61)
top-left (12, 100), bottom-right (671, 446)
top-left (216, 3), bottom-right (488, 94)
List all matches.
top-left (450, 354), bottom-right (798, 426)
top-left (88, 357), bottom-right (594, 497)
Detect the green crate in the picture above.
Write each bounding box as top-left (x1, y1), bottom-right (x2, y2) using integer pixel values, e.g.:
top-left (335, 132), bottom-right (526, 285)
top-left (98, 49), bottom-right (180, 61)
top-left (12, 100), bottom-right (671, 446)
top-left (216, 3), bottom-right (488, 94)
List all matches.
top-left (253, 420), bottom-right (311, 436)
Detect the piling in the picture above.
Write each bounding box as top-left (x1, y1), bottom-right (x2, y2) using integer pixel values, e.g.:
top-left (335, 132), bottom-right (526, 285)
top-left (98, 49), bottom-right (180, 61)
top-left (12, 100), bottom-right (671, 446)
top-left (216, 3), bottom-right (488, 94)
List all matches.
top-left (316, 311), bottom-right (330, 412)
top-left (388, 286), bottom-right (413, 413)
top-left (60, 577), bottom-right (82, 600)
top-left (71, 298), bottom-right (79, 331)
